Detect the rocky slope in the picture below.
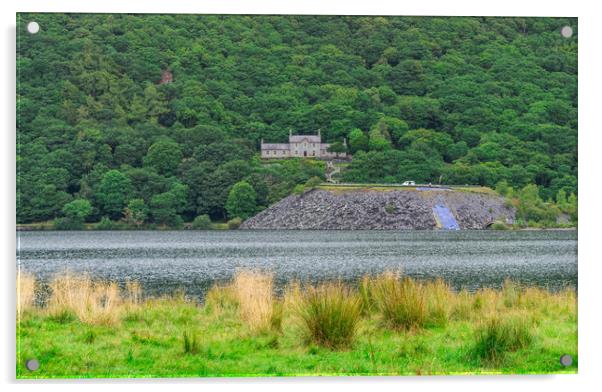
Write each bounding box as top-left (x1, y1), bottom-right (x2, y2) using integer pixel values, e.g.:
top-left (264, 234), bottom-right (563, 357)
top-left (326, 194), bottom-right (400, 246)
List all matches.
top-left (241, 188), bottom-right (515, 230)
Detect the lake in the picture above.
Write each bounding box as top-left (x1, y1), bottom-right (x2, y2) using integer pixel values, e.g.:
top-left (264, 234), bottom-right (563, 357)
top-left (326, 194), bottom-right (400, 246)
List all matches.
top-left (17, 230), bottom-right (578, 299)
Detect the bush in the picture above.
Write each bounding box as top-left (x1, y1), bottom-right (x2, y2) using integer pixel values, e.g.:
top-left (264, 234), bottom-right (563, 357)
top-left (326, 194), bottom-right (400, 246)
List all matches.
top-left (192, 214), bottom-right (212, 230)
top-left (293, 184), bottom-right (305, 195)
top-left (53, 217), bottom-right (84, 230)
top-left (227, 217), bottom-right (242, 229)
top-left (297, 282), bottom-right (361, 349)
top-left (304, 176), bottom-right (323, 189)
top-left (371, 273), bottom-right (426, 330)
top-left (490, 221), bottom-right (509, 230)
top-left (96, 216), bottom-right (116, 230)
top-left (474, 313), bottom-right (533, 362)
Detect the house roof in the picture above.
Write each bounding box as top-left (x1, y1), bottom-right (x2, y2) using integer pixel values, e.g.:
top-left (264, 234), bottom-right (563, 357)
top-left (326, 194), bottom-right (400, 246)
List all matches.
top-left (262, 143), bottom-right (290, 150)
top-left (290, 135), bottom-right (321, 143)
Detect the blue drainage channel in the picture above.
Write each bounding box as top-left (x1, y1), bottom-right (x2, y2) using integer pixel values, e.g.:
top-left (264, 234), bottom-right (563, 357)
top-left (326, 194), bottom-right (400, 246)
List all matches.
top-left (433, 204), bottom-right (460, 230)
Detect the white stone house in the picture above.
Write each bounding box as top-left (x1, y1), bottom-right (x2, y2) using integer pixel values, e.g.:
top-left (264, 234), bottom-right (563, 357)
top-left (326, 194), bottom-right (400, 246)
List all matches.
top-left (261, 130), bottom-right (347, 159)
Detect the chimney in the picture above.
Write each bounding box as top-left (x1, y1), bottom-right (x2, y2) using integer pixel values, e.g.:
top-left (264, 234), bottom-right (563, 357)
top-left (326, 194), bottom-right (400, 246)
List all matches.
top-left (289, 129), bottom-right (292, 139)
top-left (318, 129), bottom-right (321, 139)
top-left (343, 137), bottom-right (347, 146)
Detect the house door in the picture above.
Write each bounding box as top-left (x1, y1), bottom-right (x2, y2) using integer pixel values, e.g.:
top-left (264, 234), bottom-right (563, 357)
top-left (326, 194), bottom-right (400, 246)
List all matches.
top-left (304, 151), bottom-right (307, 157)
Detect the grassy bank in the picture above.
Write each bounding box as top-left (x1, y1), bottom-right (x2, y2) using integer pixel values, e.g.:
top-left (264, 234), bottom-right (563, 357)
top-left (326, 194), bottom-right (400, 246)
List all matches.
top-left (17, 271), bottom-right (577, 378)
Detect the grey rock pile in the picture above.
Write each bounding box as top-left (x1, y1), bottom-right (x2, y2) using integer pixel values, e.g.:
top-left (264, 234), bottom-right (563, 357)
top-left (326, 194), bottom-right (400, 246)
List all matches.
top-left (241, 188), bottom-right (515, 230)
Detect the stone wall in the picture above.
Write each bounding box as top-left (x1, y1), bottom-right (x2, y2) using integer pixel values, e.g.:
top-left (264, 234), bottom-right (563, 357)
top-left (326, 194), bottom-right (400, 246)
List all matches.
top-left (240, 188), bottom-right (515, 230)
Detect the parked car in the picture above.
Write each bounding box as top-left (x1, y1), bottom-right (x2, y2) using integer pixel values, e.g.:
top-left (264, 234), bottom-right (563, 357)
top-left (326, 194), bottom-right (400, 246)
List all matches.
top-left (401, 181), bottom-right (416, 186)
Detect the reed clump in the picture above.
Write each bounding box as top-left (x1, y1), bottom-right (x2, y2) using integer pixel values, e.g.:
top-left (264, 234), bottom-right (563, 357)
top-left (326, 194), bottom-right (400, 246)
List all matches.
top-left (232, 270), bottom-right (277, 333)
top-left (47, 273), bottom-right (122, 326)
top-left (474, 311), bottom-right (534, 362)
top-left (297, 282), bottom-right (361, 349)
top-left (17, 271), bottom-right (36, 315)
top-left (370, 272), bottom-right (426, 330)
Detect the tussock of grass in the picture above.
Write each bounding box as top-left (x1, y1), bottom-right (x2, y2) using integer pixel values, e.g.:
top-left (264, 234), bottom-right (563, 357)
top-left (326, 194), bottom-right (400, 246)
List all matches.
top-left (474, 312), bottom-right (534, 362)
top-left (371, 272), bottom-right (426, 330)
top-left (182, 330), bottom-right (201, 354)
top-left (297, 282), bottom-right (361, 349)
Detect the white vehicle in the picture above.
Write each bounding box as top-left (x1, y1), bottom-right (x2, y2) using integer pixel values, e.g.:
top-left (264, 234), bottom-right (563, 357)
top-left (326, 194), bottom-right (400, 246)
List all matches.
top-left (401, 181), bottom-right (416, 186)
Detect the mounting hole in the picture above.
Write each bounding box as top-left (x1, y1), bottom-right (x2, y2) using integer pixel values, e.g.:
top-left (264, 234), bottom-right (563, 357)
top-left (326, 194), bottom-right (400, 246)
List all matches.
top-left (25, 358), bottom-right (40, 371)
top-left (26, 21), bottom-right (40, 34)
top-left (560, 354), bottom-right (573, 367)
top-left (560, 26), bottom-right (573, 38)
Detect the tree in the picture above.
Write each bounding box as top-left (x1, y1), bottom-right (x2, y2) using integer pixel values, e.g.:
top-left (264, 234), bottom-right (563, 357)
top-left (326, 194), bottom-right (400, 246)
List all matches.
top-left (150, 192), bottom-right (182, 227)
top-left (225, 181), bottom-right (257, 220)
top-left (96, 170), bottom-right (133, 219)
top-left (144, 139), bottom-right (183, 176)
top-left (54, 199), bottom-right (92, 230)
top-left (62, 199), bottom-right (92, 221)
top-left (327, 141), bottom-right (347, 154)
top-left (348, 128), bottom-right (368, 153)
top-left (123, 198), bottom-right (148, 227)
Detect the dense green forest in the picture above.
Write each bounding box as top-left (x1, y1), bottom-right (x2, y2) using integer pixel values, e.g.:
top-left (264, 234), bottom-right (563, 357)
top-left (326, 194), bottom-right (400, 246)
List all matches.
top-left (17, 14), bottom-right (577, 226)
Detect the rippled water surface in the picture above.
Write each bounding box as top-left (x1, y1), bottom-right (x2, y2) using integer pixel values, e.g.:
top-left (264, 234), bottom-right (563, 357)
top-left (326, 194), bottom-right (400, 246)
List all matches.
top-left (17, 230), bottom-right (577, 298)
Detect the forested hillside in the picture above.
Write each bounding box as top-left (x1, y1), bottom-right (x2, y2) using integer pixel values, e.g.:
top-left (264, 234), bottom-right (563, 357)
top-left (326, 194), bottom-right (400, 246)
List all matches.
top-left (17, 14), bottom-right (577, 226)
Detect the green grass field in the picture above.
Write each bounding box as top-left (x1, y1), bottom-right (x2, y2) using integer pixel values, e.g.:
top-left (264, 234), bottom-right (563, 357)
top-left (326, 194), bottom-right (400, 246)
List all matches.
top-left (16, 272), bottom-right (577, 378)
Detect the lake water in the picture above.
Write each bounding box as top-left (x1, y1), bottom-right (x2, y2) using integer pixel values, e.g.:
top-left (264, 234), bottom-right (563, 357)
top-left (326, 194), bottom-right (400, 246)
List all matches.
top-left (17, 230), bottom-right (578, 299)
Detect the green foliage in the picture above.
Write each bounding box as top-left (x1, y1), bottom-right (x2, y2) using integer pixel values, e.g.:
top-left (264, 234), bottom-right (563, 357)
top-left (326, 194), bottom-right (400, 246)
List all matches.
top-left (304, 176), bottom-right (323, 189)
top-left (490, 221), bottom-right (510, 230)
top-left (474, 313), bottom-right (534, 362)
top-left (62, 199), bottom-right (92, 221)
top-left (191, 214), bottom-right (212, 230)
top-left (150, 183), bottom-right (188, 227)
top-left (96, 170), bottom-right (133, 220)
top-left (123, 199), bottom-right (148, 227)
top-left (347, 128), bottom-right (368, 153)
top-left (227, 217), bottom-right (242, 230)
top-left (225, 181), bottom-right (257, 220)
top-left (293, 184), bottom-right (305, 195)
top-left (182, 330), bottom-right (200, 355)
top-left (16, 14), bottom-right (577, 225)
top-left (144, 140), bottom-right (183, 176)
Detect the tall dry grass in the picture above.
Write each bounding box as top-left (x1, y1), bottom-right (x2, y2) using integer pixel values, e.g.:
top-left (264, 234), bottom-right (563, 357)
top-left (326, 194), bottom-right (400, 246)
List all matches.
top-left (47, 273), bottom-right (123, 326)
top-left (17, 271), bottom-right (36, 314)
top-left (231, 270), bottom-right (278, 332)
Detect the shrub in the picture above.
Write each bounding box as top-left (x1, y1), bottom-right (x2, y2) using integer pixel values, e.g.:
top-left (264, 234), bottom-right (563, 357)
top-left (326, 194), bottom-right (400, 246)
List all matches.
top-left (297, 282), bottom-right (361, 349)
top-left (304, 176), bottom-right (323, 189)
top-left (192, 214), bottom-right (212, 230)
top-left (53, 217), bottom-right (84, 230)
top-left (474, 313), bottom-right (534, 362)
top-left (227, 217), bottom-right (242, 229)
top-left (96, 216), bottom-right (116, 230)
top-left (293, 184), bottom-right (305, 195)
top-left (232, 270), bottom-right (276, 333)
top-left (490, 221), bottom-right (509, 230)
top-left (371, 273), bottom-right (426, 330)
